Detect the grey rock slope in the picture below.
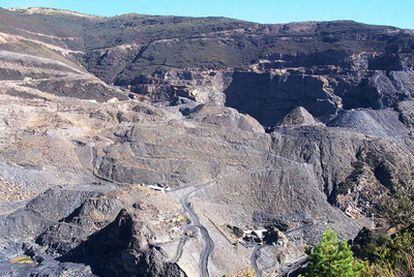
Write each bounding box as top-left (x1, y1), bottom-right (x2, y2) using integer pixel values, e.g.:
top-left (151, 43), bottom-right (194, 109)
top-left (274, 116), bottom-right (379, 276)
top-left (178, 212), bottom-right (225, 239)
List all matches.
top-left (277, 106), bottom-right (318, 127)
top-left (0, 7), bottom-right (413, 277)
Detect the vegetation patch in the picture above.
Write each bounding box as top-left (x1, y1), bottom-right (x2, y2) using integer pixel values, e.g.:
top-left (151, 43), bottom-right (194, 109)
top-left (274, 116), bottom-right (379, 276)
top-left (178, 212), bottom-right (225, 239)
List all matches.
top-left (9, 256), bottom-right (33, 265)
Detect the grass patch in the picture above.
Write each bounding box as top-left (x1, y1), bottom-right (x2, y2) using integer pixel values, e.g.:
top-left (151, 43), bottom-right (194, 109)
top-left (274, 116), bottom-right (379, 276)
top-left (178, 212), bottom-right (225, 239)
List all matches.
top-left (9, 256), bottom-right (33, 265)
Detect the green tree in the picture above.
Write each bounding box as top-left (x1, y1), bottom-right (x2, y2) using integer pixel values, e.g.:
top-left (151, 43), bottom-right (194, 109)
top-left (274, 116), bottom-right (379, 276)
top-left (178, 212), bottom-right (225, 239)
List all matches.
top-left (305, 227), bottom-right (364, 277)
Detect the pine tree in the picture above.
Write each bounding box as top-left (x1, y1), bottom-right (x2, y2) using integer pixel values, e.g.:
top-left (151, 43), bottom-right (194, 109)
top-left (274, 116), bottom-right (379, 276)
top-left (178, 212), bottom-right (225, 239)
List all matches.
top-left (305, 227), bottom-right (363, 277)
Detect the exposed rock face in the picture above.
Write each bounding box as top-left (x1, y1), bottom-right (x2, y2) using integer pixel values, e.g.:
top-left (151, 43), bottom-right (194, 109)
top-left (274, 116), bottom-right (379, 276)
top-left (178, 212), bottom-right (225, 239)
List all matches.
top-left (396, 100), bottom-right (414, 129)
top-left (224, 68), bottom-right (414, 127)
top-left (0, 8), bottom-right (413, 277)
top-left (117, 69), bottom-right (233, 105)
top-left (59, 209), bottom-right (185, 277)
top-left (225, 71), bottom-right (340, 126)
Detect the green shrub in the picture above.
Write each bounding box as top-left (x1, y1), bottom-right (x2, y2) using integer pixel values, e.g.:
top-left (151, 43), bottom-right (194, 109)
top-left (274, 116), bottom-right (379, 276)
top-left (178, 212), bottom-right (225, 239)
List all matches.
top-left (304, 227), bottom-right (364, 277)
top-left (362, 231), bottom-right (414, 276)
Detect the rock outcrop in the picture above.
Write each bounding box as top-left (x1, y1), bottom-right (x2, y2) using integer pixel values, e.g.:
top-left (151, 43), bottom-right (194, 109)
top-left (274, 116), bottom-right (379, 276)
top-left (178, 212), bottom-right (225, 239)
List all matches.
top-left (59, 209), bottom-right (186, 277)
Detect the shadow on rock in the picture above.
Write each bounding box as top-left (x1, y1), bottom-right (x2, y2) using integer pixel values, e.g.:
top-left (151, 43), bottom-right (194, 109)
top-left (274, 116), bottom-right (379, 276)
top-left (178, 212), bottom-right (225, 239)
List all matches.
top-left (58, 209), bottom-right (185, 277)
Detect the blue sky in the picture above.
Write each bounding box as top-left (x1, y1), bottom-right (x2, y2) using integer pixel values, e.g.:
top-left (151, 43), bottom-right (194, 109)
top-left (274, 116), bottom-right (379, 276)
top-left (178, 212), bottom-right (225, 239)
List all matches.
top-left (1, 0), bottom-right (413, 29)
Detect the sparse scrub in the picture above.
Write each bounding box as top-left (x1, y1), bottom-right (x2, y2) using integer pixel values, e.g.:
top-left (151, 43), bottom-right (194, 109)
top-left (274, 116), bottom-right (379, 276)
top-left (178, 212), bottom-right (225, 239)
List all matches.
top-left (357, 178), bottom-right (414, 277)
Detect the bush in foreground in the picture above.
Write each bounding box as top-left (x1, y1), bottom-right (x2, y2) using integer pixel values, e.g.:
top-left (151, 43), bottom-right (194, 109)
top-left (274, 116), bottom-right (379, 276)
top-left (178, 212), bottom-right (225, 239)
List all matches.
top-left (304, 227), bottom-right (364, 277)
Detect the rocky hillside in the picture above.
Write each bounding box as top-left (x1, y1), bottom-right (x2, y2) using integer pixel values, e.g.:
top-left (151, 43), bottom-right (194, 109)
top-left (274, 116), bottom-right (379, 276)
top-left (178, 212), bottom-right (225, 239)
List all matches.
top-left (0, 7), bottom-right (413, 277)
